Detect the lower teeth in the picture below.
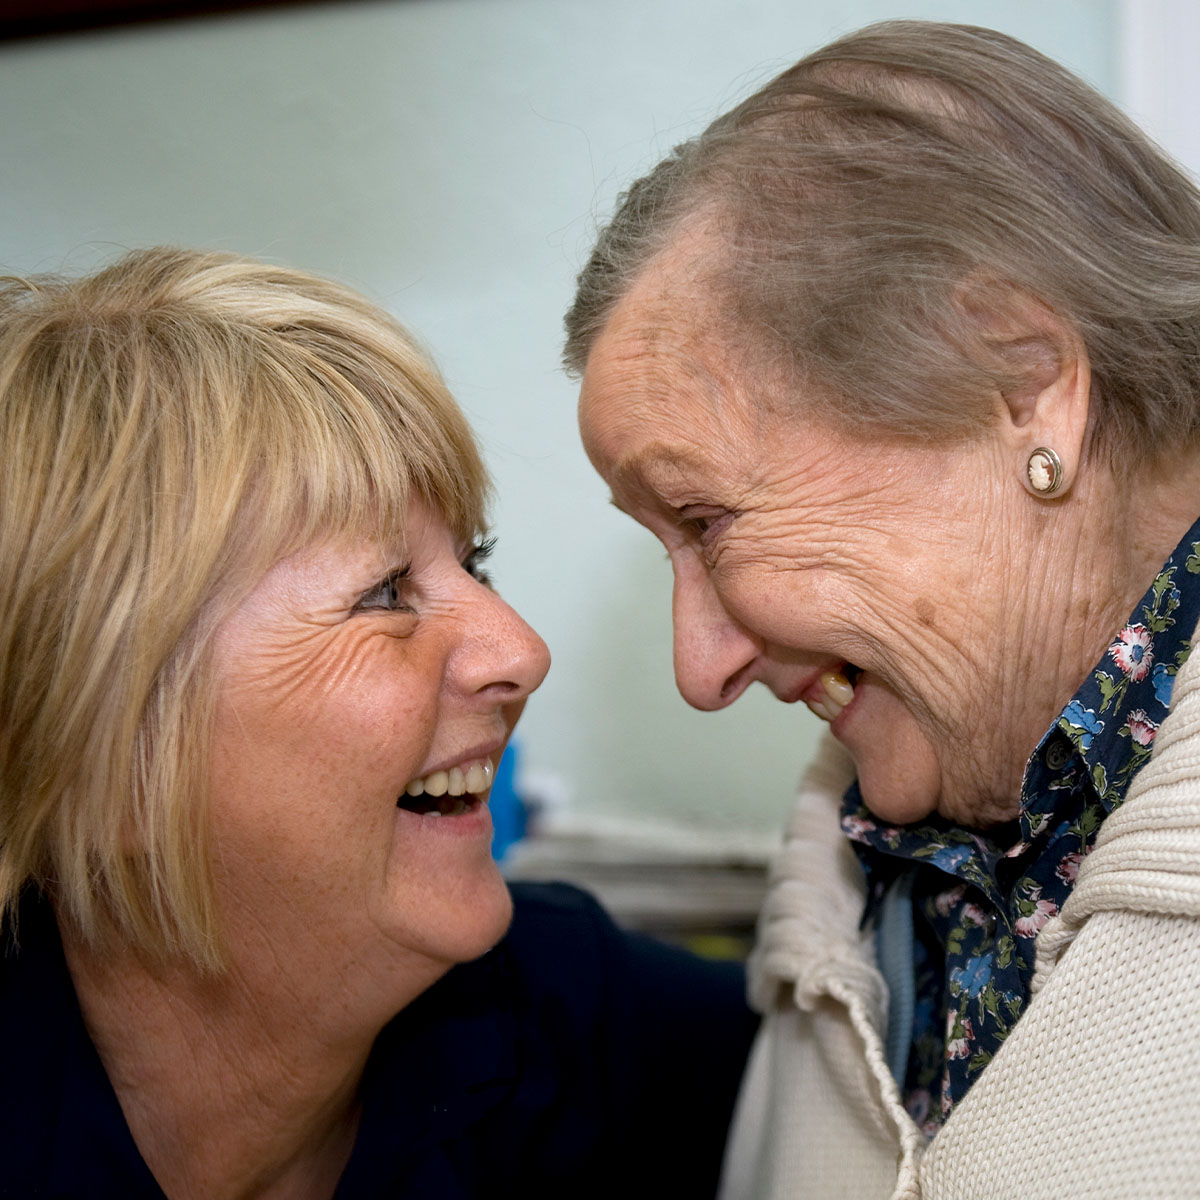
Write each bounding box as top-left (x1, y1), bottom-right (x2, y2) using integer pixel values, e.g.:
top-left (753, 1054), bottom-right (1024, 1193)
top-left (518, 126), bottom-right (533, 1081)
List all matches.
top-left (397, 795), bottom-right (473, 816)
top-left (429, 796), bottom-right (472, 817)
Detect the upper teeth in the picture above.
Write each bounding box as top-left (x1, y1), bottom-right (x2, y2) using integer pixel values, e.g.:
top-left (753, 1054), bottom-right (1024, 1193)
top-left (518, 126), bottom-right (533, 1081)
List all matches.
top-left (807, 670), bottom-right (855, 723)
top-left (404, 758), bottom-right (495, 799)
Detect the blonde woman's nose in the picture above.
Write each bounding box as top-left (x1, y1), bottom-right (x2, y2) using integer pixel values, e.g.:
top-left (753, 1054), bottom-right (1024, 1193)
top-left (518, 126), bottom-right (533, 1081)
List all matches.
top-left (459, 588), bottom-right (551, 704)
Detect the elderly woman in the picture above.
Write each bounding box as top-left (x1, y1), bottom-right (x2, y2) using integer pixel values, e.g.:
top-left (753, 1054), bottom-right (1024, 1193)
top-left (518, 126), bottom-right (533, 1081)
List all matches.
top-left (0, 248), bottom-right (756, 1199)
top-left (569, 20), bottom-right (1200, 1200)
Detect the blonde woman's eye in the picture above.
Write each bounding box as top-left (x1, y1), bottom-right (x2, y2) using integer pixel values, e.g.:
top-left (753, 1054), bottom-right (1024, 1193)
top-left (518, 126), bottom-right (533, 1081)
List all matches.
top-left (463, 535), bottom-right (497, 586)
top-left (354, 565), bottom-right (415, 613)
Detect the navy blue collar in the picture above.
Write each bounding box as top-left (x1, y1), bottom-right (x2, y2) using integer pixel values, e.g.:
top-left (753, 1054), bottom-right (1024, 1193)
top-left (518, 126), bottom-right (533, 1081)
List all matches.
top-left (0, 892), bottom-right (518, 1199)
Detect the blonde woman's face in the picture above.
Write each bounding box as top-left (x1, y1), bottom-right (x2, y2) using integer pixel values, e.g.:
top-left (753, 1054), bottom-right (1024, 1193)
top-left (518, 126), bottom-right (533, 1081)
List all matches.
top-left (205, 500), bottom-right (549, 986)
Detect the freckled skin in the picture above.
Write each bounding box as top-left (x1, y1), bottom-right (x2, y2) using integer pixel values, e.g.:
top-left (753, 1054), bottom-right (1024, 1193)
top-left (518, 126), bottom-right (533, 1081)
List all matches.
top-left (208, 501), bottom-right (551, 982)
top-left (578, 236), bottom-right (1199, 830)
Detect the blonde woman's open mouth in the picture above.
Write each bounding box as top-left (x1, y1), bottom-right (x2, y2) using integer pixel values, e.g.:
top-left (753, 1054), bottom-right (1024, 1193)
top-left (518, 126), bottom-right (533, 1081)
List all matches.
top-left (396, 757), bottom-right (496, 817)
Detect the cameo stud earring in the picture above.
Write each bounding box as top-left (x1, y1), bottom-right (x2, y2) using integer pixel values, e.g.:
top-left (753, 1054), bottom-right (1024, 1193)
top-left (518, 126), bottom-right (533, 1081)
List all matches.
top-left (1026, 446), bottom-right (1064, 495)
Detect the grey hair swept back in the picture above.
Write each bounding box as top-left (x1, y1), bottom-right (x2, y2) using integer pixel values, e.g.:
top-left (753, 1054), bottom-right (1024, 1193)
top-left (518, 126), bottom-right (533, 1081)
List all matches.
top-left (564, 20), bottom-right (1200, 460)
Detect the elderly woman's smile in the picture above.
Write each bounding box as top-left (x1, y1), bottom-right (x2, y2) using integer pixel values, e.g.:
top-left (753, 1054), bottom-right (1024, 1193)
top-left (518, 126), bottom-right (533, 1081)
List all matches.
top-left (579, 239), bottom-right (1123, 831)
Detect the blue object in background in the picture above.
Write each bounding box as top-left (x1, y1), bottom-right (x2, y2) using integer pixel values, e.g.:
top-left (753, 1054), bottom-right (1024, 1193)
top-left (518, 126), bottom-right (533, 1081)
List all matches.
top-left (490, 742), bottom-right (526, 861)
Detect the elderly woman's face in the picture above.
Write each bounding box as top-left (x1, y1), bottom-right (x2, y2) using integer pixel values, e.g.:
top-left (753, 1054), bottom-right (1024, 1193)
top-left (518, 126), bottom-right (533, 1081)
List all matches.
top-left (205, 499), bottom-right (549, 977)
top-left (579, 268), bottom-right (1034, 830)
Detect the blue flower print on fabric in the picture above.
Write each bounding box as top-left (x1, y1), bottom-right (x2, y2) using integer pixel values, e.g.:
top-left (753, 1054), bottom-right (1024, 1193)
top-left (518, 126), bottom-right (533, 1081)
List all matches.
top-left (930, 844), bottom-right (972, 873)
top-left (1061, 701), bottom-right (1103, 751)
top-left (1153, 661), bottom-right (1176, 708)
top-left (950, 954), bottom-right (992, 998)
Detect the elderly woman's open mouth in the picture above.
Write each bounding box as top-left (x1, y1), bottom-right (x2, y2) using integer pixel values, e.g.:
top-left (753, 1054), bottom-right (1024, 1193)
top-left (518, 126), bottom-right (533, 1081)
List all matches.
top-left (805, 664), bottom-right (863, 724)
top-left (398, 756), bottom-right (496, 817)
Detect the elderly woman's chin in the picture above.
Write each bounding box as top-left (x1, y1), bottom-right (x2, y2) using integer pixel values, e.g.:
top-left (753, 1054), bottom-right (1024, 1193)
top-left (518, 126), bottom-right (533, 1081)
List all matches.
top-left (851, 749), bottom-right (941, 828)
top-left (836, 678), bottom-right (1018, 830)
top-left (827, 680), bottom-right (942, 826)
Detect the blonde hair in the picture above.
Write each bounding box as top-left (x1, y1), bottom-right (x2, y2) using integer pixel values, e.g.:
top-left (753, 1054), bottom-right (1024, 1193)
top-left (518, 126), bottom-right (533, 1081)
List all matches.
top-left (565, 21), bottom-right (1200, 461)
top-left (0, 247), bottom-right (489, 967)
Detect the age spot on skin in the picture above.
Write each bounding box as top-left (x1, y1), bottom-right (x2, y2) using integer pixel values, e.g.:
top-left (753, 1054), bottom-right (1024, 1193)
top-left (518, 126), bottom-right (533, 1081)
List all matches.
top-left (915, 597), bottom-right (938, 628)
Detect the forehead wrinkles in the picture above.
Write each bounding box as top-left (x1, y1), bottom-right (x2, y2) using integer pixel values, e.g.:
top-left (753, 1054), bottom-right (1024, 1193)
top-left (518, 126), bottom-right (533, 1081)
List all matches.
top-left (591, 229), bottom-right (736, 410)
top-left (594, 314), bottom-right (760, 444)
top-left (600, 359), bottom-right (755, 510)
top-left (583, 236), bottom-right (777, 505)
top-left (605, 310), bottom-right (726, 410)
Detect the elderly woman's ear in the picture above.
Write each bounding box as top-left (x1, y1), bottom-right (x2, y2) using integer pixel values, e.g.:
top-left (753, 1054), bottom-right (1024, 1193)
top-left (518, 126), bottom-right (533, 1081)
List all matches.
top-left (958, 277), bottom-right (1091, 500)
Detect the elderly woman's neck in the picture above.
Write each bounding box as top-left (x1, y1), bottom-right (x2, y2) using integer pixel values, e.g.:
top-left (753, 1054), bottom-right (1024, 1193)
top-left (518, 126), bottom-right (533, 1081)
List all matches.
top-left (59, 916), bottom-right (444, 1200)
top-left (1040, 442), bottom-right (1200, 704)
top-left (1093, 444), bottom-right (1200, 606)
top-left (952, 443), bottom-right (1200, 831)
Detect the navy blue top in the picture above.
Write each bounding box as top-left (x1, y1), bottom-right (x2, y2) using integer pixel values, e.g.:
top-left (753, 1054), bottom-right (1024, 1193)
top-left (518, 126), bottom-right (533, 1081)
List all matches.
top-left (0, 882), bottom-right (757, 1198)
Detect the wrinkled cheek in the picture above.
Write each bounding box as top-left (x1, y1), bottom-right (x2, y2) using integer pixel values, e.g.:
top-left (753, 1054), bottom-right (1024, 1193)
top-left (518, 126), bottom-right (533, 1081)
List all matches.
top-left (718, 574), bottom-right (834, 650)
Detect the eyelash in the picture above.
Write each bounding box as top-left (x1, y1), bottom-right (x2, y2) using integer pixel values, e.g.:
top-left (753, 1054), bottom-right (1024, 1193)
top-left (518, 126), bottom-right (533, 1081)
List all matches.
top-left (353, 536), bottom-right (498, 614)
top-left (355, 564), bottom-right (415, 614)
top-left (463, 535), bottom-right (496, 586)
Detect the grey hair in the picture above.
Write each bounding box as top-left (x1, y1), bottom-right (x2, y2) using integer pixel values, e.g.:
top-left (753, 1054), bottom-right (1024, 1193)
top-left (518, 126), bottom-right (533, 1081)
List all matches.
top-left (564, 21), bottom-right (1200, 460)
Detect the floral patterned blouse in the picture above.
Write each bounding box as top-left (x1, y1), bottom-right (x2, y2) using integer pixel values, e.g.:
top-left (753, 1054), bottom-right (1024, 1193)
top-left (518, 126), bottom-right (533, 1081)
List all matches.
top-left (841, 516), bottom-right (1200, 1135)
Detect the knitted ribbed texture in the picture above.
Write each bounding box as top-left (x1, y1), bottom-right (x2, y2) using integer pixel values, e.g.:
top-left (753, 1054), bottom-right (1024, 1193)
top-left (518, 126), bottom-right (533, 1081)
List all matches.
top-left (721, 736), bottom-right (925, 1200)
top-left (722, 618), bottom-right (1200, 1199)
top-left (1035, 637), bottom-right (1200, 988)
top-left (921, 910), bottom-right (1200, 1197)
top-left (746, 735), bottom-right (878, 1016)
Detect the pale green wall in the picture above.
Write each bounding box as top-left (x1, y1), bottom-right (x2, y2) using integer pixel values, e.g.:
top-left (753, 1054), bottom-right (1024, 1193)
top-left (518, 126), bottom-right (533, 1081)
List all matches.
top-left (0, 0), bottom-right (1117, 833)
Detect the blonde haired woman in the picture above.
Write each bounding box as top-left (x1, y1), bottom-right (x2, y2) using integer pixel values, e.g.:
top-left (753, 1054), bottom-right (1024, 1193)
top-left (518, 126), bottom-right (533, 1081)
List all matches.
top-left (0, 248), bottom-right (755, 1199)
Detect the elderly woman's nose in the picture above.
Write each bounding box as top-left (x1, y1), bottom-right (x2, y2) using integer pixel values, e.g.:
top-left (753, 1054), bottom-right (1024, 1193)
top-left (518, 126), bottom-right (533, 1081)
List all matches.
top-left (456, 588), bottom-right (551, 703)
top-left (671, 573), bottom-right (761, 711)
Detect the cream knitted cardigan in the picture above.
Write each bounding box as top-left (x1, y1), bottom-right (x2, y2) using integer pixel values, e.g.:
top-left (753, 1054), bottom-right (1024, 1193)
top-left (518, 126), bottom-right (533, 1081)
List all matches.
top-left (719, 621), bottom-right (1200, 1200)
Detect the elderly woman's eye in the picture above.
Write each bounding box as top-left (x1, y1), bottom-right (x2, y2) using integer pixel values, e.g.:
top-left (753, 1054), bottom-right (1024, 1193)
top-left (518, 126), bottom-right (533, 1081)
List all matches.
top-left (463, 535), bottom-right (497, 586)
top-left (680, 507), bottom-right (734, 545)
top-left (354, 565), bottom-right (414, 613)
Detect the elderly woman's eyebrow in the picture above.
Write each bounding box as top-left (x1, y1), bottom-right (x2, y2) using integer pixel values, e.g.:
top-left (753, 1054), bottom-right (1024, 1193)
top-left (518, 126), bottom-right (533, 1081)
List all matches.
top-left (614, 443), bottom-right (717, 493)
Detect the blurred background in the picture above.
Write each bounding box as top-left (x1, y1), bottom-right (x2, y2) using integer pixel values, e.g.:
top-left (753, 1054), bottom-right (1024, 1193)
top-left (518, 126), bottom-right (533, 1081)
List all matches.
top-left (2, 0), bottom-right (1194, 940)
